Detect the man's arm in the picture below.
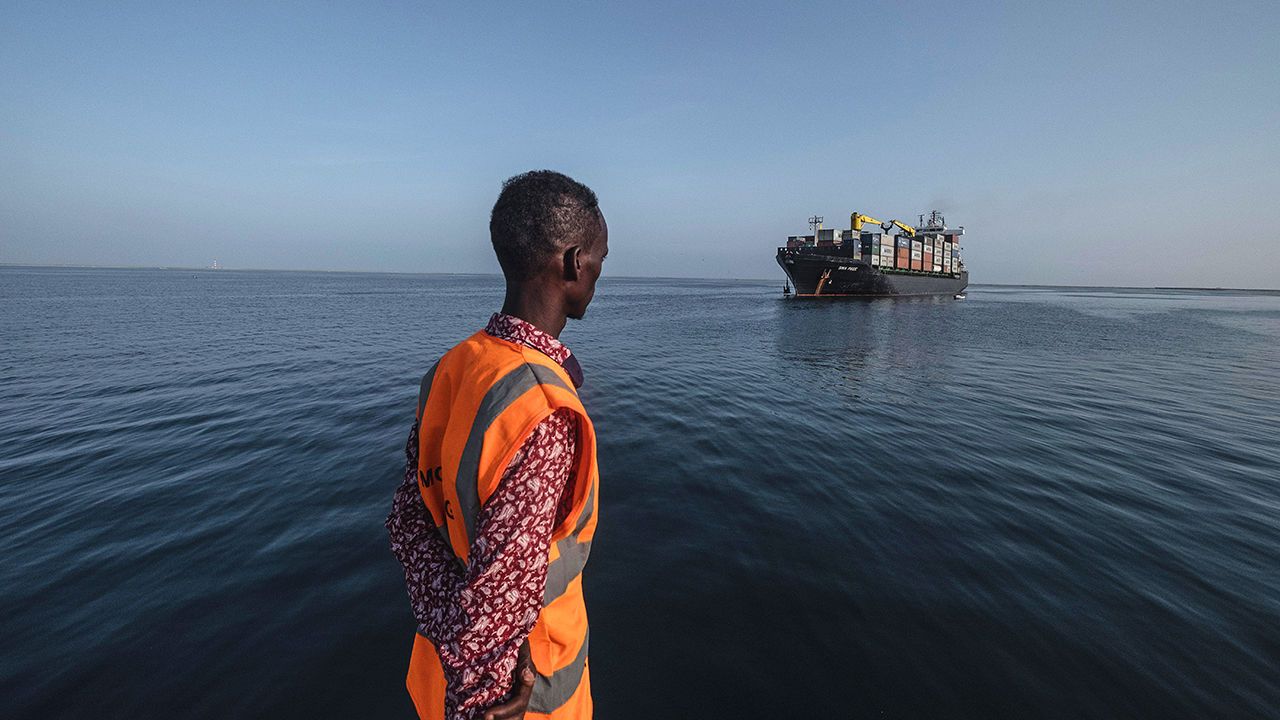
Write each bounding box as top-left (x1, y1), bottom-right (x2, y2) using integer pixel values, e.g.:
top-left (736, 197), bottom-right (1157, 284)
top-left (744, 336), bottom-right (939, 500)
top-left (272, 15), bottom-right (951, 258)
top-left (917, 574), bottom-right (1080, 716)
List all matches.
top-left (387, 409), bottom-right (578, 719)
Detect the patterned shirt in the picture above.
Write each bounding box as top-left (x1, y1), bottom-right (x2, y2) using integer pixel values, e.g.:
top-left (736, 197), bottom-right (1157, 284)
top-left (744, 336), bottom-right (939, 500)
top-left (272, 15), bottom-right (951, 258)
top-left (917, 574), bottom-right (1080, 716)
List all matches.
top-left (387, 313), bottom-right (581, 719)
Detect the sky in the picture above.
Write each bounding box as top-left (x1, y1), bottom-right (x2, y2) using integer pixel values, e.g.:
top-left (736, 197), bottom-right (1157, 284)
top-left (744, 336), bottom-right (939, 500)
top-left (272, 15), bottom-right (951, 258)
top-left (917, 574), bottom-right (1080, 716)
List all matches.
top-left (2, 0), bottom-right (1278, 286)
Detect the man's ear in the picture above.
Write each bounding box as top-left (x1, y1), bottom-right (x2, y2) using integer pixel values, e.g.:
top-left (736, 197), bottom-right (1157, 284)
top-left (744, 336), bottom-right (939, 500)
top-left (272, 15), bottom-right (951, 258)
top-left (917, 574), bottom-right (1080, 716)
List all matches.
top-left (562, 245), bottom-right (582, 281)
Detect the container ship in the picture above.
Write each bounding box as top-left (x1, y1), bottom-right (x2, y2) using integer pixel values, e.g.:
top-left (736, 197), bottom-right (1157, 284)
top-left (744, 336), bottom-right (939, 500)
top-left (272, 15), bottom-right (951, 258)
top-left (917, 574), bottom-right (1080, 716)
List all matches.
top-left (777, 210), bottom-right (969, 297)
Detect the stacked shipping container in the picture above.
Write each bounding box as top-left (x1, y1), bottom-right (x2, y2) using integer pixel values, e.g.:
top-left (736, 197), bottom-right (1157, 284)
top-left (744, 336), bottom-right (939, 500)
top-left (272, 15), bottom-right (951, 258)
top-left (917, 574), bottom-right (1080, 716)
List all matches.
top-left (859, 232), bottom-right (885, 266)
top-left (795, 231), bottom-right (960, 275)
top-left (780, 218), bottom-right (963, 282)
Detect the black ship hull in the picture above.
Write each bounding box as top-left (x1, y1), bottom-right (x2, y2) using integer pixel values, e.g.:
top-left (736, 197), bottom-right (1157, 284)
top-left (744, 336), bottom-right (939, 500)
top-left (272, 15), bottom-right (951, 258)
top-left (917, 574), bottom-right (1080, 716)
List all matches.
top-left (777, 248), bottom-right (968, 297)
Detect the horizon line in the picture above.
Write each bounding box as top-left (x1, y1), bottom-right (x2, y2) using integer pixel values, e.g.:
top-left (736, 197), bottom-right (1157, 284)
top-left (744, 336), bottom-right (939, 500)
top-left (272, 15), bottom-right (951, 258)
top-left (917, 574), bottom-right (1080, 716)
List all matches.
top-left (2, 262), bottom-right (1278, 293)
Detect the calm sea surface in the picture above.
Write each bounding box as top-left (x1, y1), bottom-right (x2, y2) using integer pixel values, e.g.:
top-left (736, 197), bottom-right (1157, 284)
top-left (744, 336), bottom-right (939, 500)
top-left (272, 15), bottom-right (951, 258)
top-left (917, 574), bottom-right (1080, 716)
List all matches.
top-left (2, 266), bottom-right (1279, 719)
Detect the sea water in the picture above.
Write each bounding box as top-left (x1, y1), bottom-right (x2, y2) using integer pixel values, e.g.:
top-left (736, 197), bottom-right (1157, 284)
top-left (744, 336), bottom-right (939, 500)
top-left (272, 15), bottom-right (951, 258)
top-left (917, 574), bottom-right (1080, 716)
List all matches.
top-left (2, 267), bottom-right (1278, 718)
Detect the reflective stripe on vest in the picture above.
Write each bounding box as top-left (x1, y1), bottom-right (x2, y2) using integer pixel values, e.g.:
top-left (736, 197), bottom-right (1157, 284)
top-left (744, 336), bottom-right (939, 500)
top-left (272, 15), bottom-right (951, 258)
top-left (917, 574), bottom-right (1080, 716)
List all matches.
top-left (530, 629), bottom-right (589, 714)
top-left (453, 362), bottom-right (572, 550)
top-left (543, 479), bottom-right (594, 606)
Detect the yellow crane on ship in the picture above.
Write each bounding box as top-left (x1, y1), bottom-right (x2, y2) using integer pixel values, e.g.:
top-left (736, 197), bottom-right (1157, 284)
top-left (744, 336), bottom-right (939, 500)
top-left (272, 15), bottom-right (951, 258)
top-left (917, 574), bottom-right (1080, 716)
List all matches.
top-left (851, 212), bottom-right (917, 237)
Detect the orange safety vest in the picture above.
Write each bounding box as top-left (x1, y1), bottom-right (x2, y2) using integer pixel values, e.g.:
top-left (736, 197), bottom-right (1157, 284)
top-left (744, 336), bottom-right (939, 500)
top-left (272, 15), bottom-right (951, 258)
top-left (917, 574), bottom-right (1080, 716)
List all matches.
top-left (406, 331), bottom-right (598, 719)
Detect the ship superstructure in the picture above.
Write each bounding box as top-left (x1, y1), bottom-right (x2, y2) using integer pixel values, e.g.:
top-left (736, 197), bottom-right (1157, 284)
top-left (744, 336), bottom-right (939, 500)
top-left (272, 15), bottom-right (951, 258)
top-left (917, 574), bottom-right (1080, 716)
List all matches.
top-left (776, 210), bottom-right (969, 296)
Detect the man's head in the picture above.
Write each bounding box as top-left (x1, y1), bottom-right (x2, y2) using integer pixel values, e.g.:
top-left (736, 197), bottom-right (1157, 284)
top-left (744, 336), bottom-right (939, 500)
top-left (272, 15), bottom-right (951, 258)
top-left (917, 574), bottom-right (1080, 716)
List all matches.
top-left (490, 170), bottom-right (608, 320)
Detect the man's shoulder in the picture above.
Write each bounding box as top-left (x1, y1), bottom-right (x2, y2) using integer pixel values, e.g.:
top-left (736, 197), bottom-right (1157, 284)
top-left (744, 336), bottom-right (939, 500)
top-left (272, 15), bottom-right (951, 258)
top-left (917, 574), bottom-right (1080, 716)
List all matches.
top-left (432, 329), bottom-right (582, 409)
top-left (438, 330), bottom-right (526, 370)
top-left (432, 331), bottom-right (554, 393)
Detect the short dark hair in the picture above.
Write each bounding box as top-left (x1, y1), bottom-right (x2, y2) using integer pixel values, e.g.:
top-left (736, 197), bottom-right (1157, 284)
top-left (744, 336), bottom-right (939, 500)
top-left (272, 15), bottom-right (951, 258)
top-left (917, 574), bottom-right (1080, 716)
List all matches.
top-left (489, 170), bottom-right (600, 280)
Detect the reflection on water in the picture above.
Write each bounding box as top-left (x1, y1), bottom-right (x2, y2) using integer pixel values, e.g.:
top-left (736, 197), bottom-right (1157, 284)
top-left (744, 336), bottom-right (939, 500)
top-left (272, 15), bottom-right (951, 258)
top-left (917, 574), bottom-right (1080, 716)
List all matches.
top-left (774, 295), bottom-right (966, 399)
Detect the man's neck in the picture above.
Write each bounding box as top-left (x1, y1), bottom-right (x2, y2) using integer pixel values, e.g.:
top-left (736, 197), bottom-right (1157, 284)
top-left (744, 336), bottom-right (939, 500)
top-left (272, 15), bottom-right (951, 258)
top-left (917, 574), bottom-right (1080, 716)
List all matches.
top-left (501, 284), bottom-right (567, 338)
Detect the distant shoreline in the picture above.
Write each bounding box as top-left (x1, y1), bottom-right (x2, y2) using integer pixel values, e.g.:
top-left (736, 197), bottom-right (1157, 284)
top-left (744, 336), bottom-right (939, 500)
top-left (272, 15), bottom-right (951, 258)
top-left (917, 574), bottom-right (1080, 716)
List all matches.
top-left (2, 263), bottom-right (1277, 292)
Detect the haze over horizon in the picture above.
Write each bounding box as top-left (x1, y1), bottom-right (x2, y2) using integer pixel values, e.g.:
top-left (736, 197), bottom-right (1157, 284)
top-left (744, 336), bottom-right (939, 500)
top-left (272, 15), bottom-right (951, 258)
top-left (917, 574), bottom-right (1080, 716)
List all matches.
top-left (3, 2), bottom-right (1278, 288)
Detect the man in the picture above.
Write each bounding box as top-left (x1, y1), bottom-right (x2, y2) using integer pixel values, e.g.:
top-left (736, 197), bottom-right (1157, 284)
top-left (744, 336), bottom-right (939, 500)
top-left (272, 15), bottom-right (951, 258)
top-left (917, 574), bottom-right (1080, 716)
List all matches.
top-left (387, 170), bottom-right (607, 720)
